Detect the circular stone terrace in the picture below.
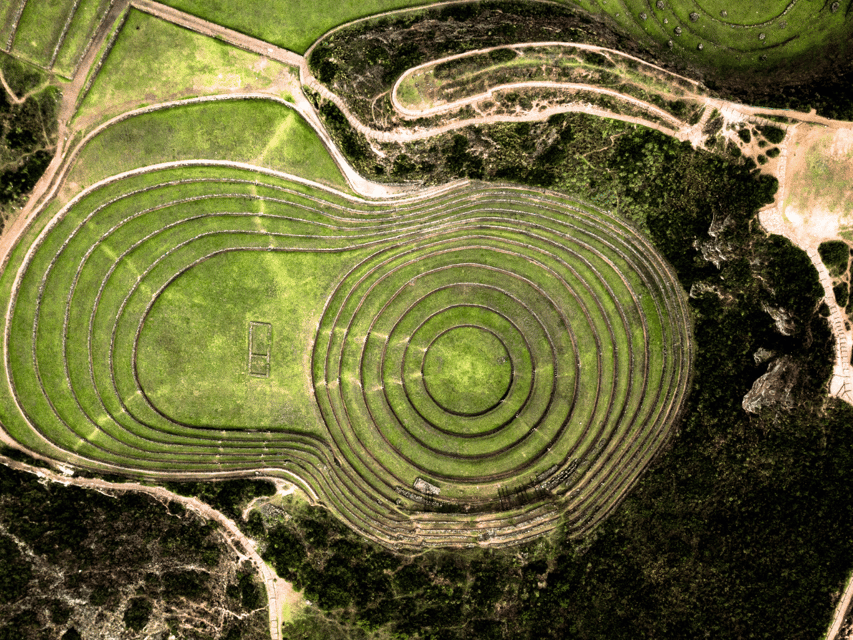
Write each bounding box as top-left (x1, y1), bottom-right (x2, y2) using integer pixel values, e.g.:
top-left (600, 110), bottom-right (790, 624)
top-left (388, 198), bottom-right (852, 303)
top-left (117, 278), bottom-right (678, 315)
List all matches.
top-left (1, 164), bottom-right (692, 548)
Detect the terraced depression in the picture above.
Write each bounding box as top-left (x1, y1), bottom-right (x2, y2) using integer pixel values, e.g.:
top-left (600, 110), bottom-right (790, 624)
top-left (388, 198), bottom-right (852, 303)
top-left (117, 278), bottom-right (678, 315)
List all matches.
top-left (0, 159), bottom-right (691, 547)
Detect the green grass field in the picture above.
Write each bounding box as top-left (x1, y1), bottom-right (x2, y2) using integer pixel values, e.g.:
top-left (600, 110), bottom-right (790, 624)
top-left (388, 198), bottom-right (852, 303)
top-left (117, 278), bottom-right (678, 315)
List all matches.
top-left (64, 99), bottom-right (348, 194)
top-left (52, 0), bottom-right (114, 77)
top-left (7, 0), bottom-right (113, 76)
top-left (75, 9), bottom-right (295, 129)
top-left (572, 0), bottom-right (853, 70)
top-left (0, 153), bottom-right (692, 545)
top-left (158, 0), bottom-right (438, 54)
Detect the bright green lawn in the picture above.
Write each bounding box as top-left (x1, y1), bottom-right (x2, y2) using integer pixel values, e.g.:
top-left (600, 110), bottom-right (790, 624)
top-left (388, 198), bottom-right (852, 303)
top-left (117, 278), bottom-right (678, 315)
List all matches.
top-left (158, 0), bottom-right (437, 54)
top-left (11, 0), bottom-right (75, 66)
top-left (137, 250), bottom-right (363, 431)
top-left (65, 99), bottom-right (348, 193)
top-left (53, 0), bottom-right (113, 77)
top-left (75, 8), bottom-right (294, 127)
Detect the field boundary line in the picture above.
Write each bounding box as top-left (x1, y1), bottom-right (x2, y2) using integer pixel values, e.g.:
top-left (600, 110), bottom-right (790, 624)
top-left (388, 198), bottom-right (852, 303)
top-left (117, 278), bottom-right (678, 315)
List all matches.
top-left (4, 0), bottom-right (27, 51)
top-left (129, 0), bottom-right (303, 68)
top-left (48, 0), bottom-right (83, 70)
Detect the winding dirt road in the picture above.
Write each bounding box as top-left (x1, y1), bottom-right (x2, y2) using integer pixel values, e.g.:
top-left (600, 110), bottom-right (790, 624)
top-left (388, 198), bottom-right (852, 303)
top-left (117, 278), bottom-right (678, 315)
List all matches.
top-left (2, 1), bottom-right (853, 638)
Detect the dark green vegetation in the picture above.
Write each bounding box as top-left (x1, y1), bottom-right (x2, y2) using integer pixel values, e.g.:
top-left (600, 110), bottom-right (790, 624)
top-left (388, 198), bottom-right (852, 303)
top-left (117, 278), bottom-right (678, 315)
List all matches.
top-left (395, 43), bottom-right (706, 130)
top-left (152, 0), bottom-right (853, 121)
top-left (309, 1), bottom-right (664, 127)
top-left (266, 89), bottom-right (849, 639)
top-left (164, 478), bottom-right (277, 521)
top-left (309, 0), bottom-right (853, 123)
top-left (0, 54), bottom-right (58, 229)
top-left (820, 240), bottom-right (851, 278)
top-left (0, 457), bottom-right (267, 639)
top-left (834, 282), bottom-right (849, 308)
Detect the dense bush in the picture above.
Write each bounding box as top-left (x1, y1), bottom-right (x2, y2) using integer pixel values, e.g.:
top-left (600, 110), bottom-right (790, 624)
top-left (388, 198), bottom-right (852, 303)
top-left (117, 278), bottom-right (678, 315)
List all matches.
top-left (123, 597), bottom-right (153, 632)
top-left (164, 478), bottom-right (275, 521)
top-left (834, 281), bottom-right (849, 308)
top-left (758, 125), bottom-right (786, 144)
top-left (819, 240), bottom-right (850, 277)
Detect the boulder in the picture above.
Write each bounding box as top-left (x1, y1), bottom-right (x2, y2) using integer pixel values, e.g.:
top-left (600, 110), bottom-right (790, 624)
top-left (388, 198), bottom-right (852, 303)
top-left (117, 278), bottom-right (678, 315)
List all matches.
top-left (753, 347), bottom-right (774, 365)
top-left (762, 302), bottom-right (796, 336)
top-left (743, 356), bottom-right (798, 413)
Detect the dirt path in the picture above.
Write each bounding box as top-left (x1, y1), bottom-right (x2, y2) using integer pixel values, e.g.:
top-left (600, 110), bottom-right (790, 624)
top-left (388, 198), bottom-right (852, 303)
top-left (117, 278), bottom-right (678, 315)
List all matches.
top-left (0, 454), bottom-right (297, 640)
top-left (131, 0), bottom-right (302, 68)
top-left (0, 68), bottom-right (50, 105)
top-left (1, 0), bottom-right (853, 636)
top-left (758, 120), bottom-right (853, 407)
top-left (828, 572), bottom-right (853, 640)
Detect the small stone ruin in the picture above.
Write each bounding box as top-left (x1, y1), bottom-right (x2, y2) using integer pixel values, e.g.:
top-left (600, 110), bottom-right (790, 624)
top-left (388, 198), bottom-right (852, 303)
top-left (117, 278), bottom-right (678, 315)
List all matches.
top-left (413, 477), bottom-right (441, 496)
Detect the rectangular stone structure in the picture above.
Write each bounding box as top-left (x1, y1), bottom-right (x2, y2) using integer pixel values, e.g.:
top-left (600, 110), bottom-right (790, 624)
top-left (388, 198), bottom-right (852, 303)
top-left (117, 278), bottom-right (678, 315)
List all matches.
top-left (249, 321), bottom-right (272, 377)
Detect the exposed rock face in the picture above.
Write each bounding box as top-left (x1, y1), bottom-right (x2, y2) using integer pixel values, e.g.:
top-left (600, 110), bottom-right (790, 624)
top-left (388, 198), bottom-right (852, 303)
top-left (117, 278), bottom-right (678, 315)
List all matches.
top-left (743, 356), bottom-right (798, 413)
top-left (762, 302), bottom-right (796, 336)
top-left (689, 281), bottom-right (720, 298)
top-left (753, 347), bottom-right (774, 365)
top-left (694, 214), bottom-right (736, 268)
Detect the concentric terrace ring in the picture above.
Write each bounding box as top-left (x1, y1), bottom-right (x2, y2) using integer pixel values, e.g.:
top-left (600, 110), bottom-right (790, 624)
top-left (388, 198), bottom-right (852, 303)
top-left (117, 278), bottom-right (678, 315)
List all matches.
top-left (2, 164), bottom-right (692, 547)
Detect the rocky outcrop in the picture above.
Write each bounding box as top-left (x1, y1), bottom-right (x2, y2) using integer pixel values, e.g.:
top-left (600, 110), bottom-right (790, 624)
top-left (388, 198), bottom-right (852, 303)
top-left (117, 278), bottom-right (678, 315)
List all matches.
top-left (762, 302), bottom-right (796, 336)
top-left (694, 214), bottom-right (736, 268)
top-left (753, 347), bottom-right (774, 365)
top-left (743, 356), bottom-right (798, 413)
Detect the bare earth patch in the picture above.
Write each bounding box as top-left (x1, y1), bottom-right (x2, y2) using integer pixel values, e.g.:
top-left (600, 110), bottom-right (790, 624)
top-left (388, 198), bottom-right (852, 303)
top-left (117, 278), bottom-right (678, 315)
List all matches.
top-left (760, 122), bottom-right (853, 404)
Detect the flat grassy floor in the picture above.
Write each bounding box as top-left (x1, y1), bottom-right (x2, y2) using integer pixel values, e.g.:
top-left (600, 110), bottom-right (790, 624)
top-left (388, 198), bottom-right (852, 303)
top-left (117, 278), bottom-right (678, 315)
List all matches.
top-left (64, 99), bottom-right (348, 196)
top-left (75, 8), bottom-right (295, 128)
top-left (422, 326), bottom-right (512, 415)
top-left (137, 250), bottom-right (362, 431)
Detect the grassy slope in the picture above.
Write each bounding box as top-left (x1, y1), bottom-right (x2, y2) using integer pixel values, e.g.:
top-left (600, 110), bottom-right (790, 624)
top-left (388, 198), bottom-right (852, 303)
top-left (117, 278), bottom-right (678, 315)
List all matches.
top-left (158, 0), bottom-right (437, 54)
top-left (64, 99), bottom-right (349, 192)
top-left (157, 0), bottom-right (853, 72)
top-left (10, 0), bottom-right (74, 66)
top-left (74, 8), bottom-right (294, 128)
top-left (53, 0), bottom-right (114, 77)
